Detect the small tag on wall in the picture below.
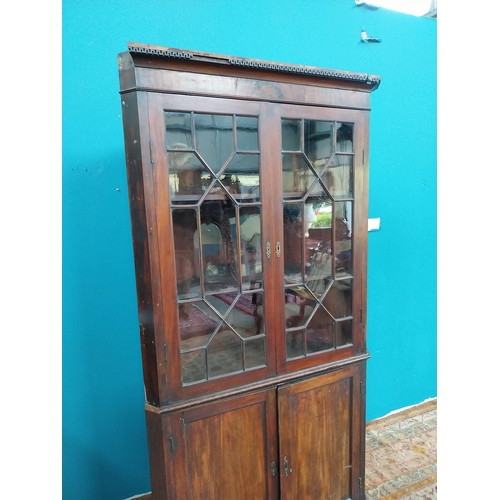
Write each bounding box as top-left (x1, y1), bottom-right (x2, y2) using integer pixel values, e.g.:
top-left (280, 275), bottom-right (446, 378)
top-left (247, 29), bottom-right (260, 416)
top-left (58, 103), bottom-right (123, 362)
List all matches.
top-left (368, 218), bottom-right (381, 231)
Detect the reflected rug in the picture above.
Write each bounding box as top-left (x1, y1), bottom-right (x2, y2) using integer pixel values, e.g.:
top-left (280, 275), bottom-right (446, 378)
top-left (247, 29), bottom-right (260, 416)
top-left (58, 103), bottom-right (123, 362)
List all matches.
top-left (365, 398), bottom-right (437, 499)
top-left (214, 291), bottom-right (256, 316)
top-left (179, 303), bottom-right (218, 340)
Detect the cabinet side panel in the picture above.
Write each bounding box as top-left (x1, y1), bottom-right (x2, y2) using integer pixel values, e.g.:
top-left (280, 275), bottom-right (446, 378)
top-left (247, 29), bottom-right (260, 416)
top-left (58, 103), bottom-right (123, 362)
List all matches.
top-left (121, 91), bottom-right (159, 405)
top-left (145, 410), bottom-right (169, 500)
top-left (353, 112), bottom-right (370, 354)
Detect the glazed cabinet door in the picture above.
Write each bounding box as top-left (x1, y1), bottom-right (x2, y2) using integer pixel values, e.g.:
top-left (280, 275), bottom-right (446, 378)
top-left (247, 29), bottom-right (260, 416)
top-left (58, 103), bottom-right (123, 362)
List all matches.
top-left (272, 104), bottom-right (370, 375)
top-left (278, 363), bottom-right (366, 500)
top-left (146, 93), bottom-right (281, 403)
top-left (160, 389), bottom-right (279, 500)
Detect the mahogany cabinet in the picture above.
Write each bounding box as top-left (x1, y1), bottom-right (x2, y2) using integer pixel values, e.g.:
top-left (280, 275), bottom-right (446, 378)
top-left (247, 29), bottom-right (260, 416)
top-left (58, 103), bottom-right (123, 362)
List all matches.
top-left (118, 42), bottom-right (379, 500)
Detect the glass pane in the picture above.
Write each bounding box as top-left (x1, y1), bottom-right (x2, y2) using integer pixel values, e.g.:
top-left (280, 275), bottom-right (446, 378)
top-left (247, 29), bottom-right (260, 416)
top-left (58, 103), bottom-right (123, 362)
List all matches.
top-left (205, 292), bottom-right (233, 317)
top-left (165, 111), bottom-right (192, 148)
top-left (179, 301), bottom-right (220, 349)
top-left (286, 330), bottom-right (304, 359)
top-left (304, 120), bottom-right (333, 172)
top-left (336, 318), bottom-right (353, 347)
top-left (181, 350), bottom-right (207, 384)
top-left (282, 119), bottom-right (301, 151)
top-left (323, 279), bottom-right (353, 319)
top-left (199, 191), bottom-right (239, 293)
top-left (306, 248), bottom-right (333, 297)
top-left (168, 152), bottom-right (213, 204)
top-left (304, 194), bottom-right (333, 295)
top-left (306, 306), bottom-right (334, 354)
top-left (323, 155), bottom-right (353, 198)
top-left (224, 153), bottom-right (260, 201)
top-left (240, 208), bottom-right (262, 291)
top-left (236, 116), bottom-right (259, 151)
top-left (336, 122), bottom-right (354, 153)
top-left (172, 209), bottom-right (200, 300)
top-left (195, 113), bottom-right (234, 174)
top-left (244, 337), bottom-right (266, 369)
top-left (283, 203), bottom-right (303, 281)
top-left (207, 327), bottom-right (243, 377)
top-left (283, 286), bottom-right (316, 328)
top-left (282, 154), bottom-right (316, 199)
top-left (334, 202), bottom-right (352, 277)
top-left (213, 292), bottom-right (261, 338)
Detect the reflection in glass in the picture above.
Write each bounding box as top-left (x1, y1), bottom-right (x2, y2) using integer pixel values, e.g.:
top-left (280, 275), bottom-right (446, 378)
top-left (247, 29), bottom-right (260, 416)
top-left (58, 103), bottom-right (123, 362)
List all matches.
top-left (323, 155), bottom-right (353, 198)
top-left (179, 301), bottom-right (220, 350)
top-left (195, 113), bottom-right (233, 174)
top-left (323, 280), bottom-right (352, 319)
top-left (236, 116), bottom-right (259, 151)
top-left (283, 203), bottom-right (303, 281)
top-left (224, 153), bottom-right (260, 201)
top-left (181, 350), bottom-right (207, 384)
top-left (283, 286), bottom-right (315, 328)
top-left (305, 195), bottom-right (333, 295)
top-left (282, 154), bottom-right (316, 199)
top-left (336, 122), bottom-right (354, 153)
top-left (239, 208), bottom-right (262, 291)
top-left (306, 248), bottom-right (333, 297)
top-left (199, 190), bottom-right (239, 293)
top-left (165, 111), bottom-right (192, 148)
top-left (282, 119), bottom-right (301, 151)
top-left (166, 111), bottom-right (268, 385)
top-left (172, 208), bottom-right (200, 300)
top-left (208, 327), bottom-right (243, 377)
top-left (244, 337), bottom-right (266, 369)
top-left (280, 118), bottom-right (356, 361)
top-left (226, 293), bottom-right (261, 337)
top-left (336, 318), bottom-right (353, 347)
top-left (286, 330), bottom-right (304, 359)
top-left (168, 152), bottom-right (213, 204)
top-left (304, 120), bottom-right (333, 171)
top-left (334, 201), bottom-right (352, 276)
top-left (306, 306), bottom-right (334, 354)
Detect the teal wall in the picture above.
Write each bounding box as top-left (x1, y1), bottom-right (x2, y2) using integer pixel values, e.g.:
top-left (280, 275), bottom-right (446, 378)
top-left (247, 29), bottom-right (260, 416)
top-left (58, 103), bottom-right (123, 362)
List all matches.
top-left (62, 1), bottom-right (436, 498)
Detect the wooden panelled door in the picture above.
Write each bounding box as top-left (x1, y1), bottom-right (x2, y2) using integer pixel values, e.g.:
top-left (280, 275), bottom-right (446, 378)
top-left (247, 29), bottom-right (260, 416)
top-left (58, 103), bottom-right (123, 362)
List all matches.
top-left (165, 389), bottom-right (279, 500)
top-left (278, 365), bottom-right (364, 500)
top-left (149, 363), bottom-right (363, 500)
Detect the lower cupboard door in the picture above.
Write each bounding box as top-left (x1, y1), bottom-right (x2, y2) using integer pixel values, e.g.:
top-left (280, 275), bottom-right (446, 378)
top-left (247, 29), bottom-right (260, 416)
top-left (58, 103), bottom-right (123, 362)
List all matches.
top-left (277, 364), bottom-right (364, 500)
top-left (166, 388), bottom-right (279, 500)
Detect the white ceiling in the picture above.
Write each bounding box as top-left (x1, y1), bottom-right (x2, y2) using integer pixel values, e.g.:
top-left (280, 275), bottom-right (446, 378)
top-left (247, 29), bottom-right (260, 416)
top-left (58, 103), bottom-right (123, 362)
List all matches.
top-left (373, 0), bottom-right (436, 17)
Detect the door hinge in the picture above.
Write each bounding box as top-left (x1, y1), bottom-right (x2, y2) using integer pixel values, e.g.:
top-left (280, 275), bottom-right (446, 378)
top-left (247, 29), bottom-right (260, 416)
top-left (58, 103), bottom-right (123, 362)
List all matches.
top-left (362, 149), bottom-right (365, 166)
top-left (169, 436), bottom-right (176, 453)
top-left (270, 461), bottom-right (277, 477)
top-left (360, 307), bottom-right (363, 323)
top-left (163, 343), bottom-right (168, 364)
top-left (283, 456), bottom-right (291, 476)
top-left (359, 477), bottom-right (363, 489)
top-left (149, 141), bottom-right (154, 164)
top-left (360, 380), bottom-right (366, 396)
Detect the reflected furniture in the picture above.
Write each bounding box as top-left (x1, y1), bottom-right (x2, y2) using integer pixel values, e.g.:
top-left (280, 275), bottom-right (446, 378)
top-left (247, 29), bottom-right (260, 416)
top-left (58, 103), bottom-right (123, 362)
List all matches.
top-left (118, 42), bottom-right (379, 500)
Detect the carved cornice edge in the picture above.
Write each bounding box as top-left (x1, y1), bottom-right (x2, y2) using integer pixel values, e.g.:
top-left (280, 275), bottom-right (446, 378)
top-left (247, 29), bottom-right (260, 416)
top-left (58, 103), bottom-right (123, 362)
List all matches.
top-left (127, 43), bottom-right (381, 90)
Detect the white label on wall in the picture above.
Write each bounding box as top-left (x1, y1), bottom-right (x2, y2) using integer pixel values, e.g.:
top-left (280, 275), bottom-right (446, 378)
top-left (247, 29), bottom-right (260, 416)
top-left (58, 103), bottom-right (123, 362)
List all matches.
top-left (368, 218), bottom-right (381, 231)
